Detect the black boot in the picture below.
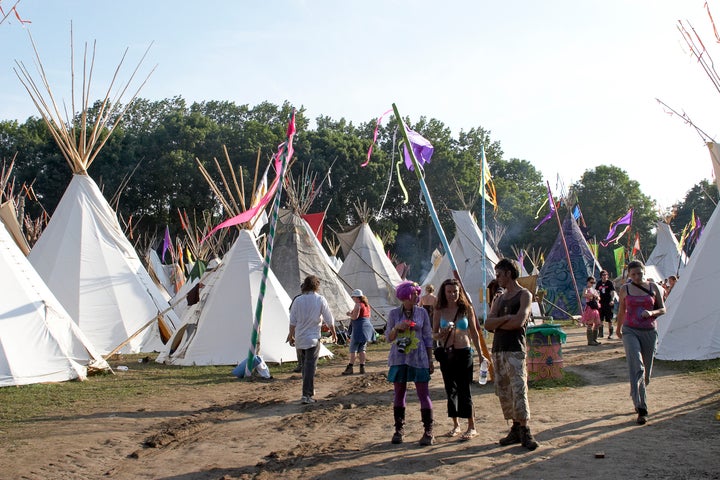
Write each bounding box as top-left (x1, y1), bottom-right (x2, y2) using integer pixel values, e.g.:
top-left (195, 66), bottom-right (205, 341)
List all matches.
top-left (586, 328), bottom-right (596, 346)
top-left (341, 363), bottom-right (354, 375)
top-left (419, 408), bottom-right (435, 446)
top-left (520, 425), bottom-right (539, 450)
top-left (499, 421), bottom-right (521, 445)
top-left (391, 407), bottom-right (405, 444)
top-left (608, 325), bottom-right (614, 339)
top-left (598, 324), bottom-right (604, 338)
top-left (592, 329), bottom-right (602, 345)
top-left (359, 364), bottom-right (366, 374)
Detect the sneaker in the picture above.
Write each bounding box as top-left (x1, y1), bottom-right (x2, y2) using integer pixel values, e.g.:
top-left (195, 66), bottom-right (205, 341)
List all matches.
top-left (636, 414), bottom-right (647, 425)
top-left (301, 396), bottom-right (316, 404)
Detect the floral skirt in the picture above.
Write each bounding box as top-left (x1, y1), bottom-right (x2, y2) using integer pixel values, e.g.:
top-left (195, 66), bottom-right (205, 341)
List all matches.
top-left (387, 364), bottom-right (431, 383)
top-left (582, 306), bottom-right (601, 327)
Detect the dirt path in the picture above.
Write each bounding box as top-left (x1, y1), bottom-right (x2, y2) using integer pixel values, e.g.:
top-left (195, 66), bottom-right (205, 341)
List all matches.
top-left (3, 327), bottom-right (719, 479)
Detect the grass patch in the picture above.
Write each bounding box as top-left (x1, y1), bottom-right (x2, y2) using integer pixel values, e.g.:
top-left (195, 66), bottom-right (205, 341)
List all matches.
top-left (529, 370), bottom-right (586, 390)
top-left (655, 357), bottom-right (720, 381)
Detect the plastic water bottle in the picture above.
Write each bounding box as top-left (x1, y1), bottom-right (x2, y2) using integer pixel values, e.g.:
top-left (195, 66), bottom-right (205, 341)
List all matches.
top-left (478, 359), bottom-right (488, 385)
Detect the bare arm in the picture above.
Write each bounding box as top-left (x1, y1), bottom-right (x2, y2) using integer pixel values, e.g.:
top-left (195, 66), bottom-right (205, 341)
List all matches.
top-left (616, 286), bottom-right (626, 338)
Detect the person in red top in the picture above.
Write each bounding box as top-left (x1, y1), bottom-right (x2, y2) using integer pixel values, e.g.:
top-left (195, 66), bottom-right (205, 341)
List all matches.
top-left (616, 261), bottom-right (666, 425)
top-left (341, 289), bottom-right (375, 375)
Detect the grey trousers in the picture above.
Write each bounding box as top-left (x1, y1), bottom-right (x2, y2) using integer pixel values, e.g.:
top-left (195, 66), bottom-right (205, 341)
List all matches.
top-left (621, 326), bottom-right (658, 413)
top-left (299, 343), bottom-right (321, 398)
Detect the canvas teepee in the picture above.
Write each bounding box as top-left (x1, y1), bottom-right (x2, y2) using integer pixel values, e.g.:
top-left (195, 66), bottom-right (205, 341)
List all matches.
top-left (538, 214), bottom-right (602, 319)
top-left (422, 210), bottom-right (501, 311)
top-left (645, 221), bottom-right (687, 280)
top-left (157, 229), bottom-right (330, 365)
top-left (0, 221), bottom-right (110, 386)
top-left (17, 35), bottom-right (178, 354)
top-left (656, 204), bottom-right (720, 360)
top-left (337, 221), bottom-right (402, 328)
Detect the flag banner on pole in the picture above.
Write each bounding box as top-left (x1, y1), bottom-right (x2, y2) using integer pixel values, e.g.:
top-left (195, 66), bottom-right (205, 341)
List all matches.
top-left (614, 246), bottom-right (625, 278)
top-left (533, 184), bottom-right (555, 231)
top-left (632, 232), bottom-right (640, 257)
top-left (402, 128), bottom-right (434, 171)
top-left (602, 208), bottom-right (633, 245)
top-left (479, 149), bottom-right (497, 209)
top-left (162, 226), bottom-right (172, 263)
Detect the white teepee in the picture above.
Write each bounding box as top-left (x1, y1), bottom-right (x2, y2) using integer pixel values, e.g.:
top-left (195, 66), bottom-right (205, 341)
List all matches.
top-left (1, 221), bottom-right (109, 386)
top-left (422, 210), bottom-right (501, 310)
top-left (157, 229), bottom-right (331, 365)
top-left (29, 176), bottom-right (179, 354)
top-left (337, 222), bottom-right (402, 327)
top-left (17, 36), bottom-right (177, 354)
top-left (656, 204), bottom-right (720, 360)
top-left (645, 221), bottom-right (687, 280)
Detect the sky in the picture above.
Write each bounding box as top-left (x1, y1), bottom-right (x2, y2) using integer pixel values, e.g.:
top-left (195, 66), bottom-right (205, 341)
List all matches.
top-left (1, 1), bottom-right (719, 209)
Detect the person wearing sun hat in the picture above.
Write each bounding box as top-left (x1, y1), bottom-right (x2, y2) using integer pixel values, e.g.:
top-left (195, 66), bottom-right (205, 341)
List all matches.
top-left (341, 289), bottom-right (375, 375)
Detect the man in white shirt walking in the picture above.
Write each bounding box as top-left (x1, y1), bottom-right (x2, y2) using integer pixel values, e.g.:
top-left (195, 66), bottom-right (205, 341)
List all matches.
top-left (288, 275), bottom-right (337, 404)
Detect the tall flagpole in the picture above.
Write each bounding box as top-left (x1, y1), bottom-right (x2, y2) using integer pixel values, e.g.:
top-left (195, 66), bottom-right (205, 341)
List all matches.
top-left (245, 109), bottom-right (296, 377)
top-left (480, 146), bottom-right (488, 323)
top-left (392, 104), bottom-right (460, 279)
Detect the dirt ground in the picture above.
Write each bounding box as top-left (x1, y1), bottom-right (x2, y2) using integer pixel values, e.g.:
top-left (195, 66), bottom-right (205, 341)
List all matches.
top-left (2, 326), bottom-right (719, 480)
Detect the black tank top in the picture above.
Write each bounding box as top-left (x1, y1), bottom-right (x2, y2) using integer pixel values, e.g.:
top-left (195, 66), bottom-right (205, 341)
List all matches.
top-left (492, 289), bottom-right (527, 353)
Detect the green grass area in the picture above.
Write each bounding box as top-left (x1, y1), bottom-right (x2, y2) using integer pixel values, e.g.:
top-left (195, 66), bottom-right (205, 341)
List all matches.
top-left (655, 357), bottom-right (720, 382)
top-left (529, 370), bottom-right (586, 390)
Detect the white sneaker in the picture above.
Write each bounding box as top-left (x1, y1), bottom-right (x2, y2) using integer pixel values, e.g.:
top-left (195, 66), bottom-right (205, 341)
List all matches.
top-left (301, 396), bottom-right (316, 404)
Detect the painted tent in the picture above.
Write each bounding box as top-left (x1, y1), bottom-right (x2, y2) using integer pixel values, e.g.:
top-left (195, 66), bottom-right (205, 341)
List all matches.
top-left (422, 210), bottom-right (501, 311)
top-left (270, 209), bottom-right (353, 321)
top-left (157, 229), bottom-right (330, 365)
top-left (1, 221), bottom-right (109, 386)
top-left (645, 221), bottom-right (687, 280)
top-left (29, 175), bottom-right (180, 354)
top-left (337, 222), bottom-right (402, 328)
top-left (656, 204), bottom-right (720, 360)
top-left (538, 215), bottom-right (601, 319)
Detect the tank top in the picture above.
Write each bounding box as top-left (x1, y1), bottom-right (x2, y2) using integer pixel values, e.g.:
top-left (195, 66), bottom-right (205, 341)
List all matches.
top-left (623, 284), bottom-right (657, 329)
top-left (491, 289), bottom-right (527, 353)
top-left (357, 303), bottom-right (370, 319)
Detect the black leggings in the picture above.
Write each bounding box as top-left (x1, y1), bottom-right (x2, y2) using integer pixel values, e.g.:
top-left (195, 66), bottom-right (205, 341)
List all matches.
top-left (439, 347), bottom-right (474, 419)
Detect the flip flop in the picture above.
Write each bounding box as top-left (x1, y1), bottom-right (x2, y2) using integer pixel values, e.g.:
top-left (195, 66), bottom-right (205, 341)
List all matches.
top-left (460, 429), bottom-right (478, 441)
top-left (446, 425), bottom-right (462, 437)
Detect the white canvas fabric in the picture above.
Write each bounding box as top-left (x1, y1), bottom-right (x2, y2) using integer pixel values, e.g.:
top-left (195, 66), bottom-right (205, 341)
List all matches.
top-left (656, 204), bottom-right (720, 360)
top-left (28, 175), bottom-right (179, 354)
top-left (645, 221), bottom-right (687, 280)
top-left (337, 223), bottom-right (402, 328)
top-left (0, 200), bottom-right (31, 255)
top-left (422, 210), bottom-right (501, 312)
top-left (146, 249), bottom-right (173, 301)
top-left (157, 229), bottom-right (331, 365)
top-left (270, 209), bottom-right (353, 322)
top-left (706, 141), bottom-right (720, 192)
top-left (0, 222), bottom-right (109, 386)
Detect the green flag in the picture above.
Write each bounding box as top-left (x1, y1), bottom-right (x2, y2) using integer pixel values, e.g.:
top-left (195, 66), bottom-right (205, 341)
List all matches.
top-left (614, 246), bottom-right (625, 278)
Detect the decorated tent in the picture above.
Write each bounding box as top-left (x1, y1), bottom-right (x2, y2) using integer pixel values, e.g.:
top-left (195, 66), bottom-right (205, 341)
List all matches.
top-left (538, 215), bottom-right (602, 319)
top-left (656, 204), bottom-right (720, 360)
top-left (645, 221), bottom-right (687, 280)
top-left (1, 222), bottom-right (109, 386)
top-left (271, 208), bottom-right (354, 321)
top-left (18, 37), bottom-right (179, 354)
top-left (422, 210), bottom-right (501, 311)
top-left (157, 229), bottom-right (330, 365)
top-left (337, 222), bottom-right (402, 328)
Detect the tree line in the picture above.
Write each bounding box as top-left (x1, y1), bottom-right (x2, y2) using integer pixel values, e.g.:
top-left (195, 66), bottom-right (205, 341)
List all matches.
top-left (0, 98), bottom-right (716, 279)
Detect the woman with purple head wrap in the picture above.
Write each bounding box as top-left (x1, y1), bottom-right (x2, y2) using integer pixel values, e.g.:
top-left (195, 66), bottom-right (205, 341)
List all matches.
top-left (386, 281), bottom-right (435, 446)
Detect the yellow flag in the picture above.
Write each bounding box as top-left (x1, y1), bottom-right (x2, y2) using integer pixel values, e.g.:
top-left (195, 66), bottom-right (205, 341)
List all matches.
top-left (479, 149), bottom-right (497, 210)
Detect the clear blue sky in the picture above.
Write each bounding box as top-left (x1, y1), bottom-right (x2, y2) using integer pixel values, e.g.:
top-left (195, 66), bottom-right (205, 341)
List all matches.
top-left (1, 1), bottom-right (718, 209)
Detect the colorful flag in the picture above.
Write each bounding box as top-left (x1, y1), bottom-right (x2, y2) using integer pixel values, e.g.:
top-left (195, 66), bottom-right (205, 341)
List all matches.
top-left (632, 232), bottom-right (641, 257)
top-left (614, 246), bottom-right (625, 278)
top-left (162, 226), bottom-right (172, 263)
top-left (572, 204), bottom-right (581, 221)
top-left (250, 163), bottom-right (270, 236)
top-left (602, 208), bottom-right (633, 245)
top-left (479, 149), bottom-right (497, 209)
top-left (402, 128), bottom-right (434, 171)
top-left (533, 184), bottom-right (556, 231)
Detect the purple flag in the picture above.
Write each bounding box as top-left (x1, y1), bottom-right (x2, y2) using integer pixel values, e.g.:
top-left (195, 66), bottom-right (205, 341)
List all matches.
top-left (534, 185), bottom-right (556, 231)
top-left (162, 226), bottom-right (172, 263)
top-left (603, 209), bottom-right (633, 242)
top-left (402, 128), bottom-right (433, 171)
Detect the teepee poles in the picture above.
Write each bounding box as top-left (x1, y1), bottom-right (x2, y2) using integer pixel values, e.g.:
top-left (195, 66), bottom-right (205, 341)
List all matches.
top-left (548, 181), bottom-right (583, 315)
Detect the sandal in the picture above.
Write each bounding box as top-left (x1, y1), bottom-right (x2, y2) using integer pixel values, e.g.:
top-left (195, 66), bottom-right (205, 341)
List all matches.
top-left (446, 425), bottom-right (462, 437)
top-left (460, 429), bottom-right (478, 441)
